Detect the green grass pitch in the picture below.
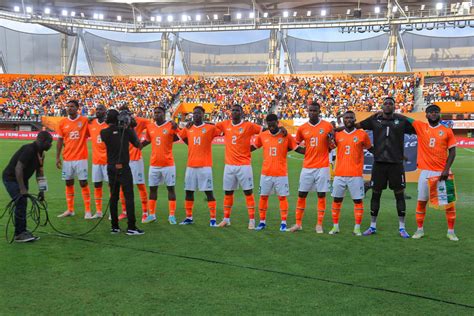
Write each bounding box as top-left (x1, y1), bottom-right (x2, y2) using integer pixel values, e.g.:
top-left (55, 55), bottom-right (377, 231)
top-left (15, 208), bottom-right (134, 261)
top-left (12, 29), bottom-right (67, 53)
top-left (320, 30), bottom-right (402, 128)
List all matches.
top-left (0, 140), bottom-right (473, 314)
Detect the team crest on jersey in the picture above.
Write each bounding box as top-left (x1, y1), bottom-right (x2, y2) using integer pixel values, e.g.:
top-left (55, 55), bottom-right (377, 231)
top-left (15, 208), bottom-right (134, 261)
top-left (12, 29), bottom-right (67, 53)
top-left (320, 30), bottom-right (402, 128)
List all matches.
top-left (202, 128), bottom-right (206, 134)
top-left (394, 119), bottom-right (400, 125)
top-left (239, 127), bottom-right (244, 134)
top-left (78, 122), bottom-right (82, 128)
top-left (439, 130), bottom-right (444, 136)
top-left (278, 138), bottom-right (283, 144)
top-left (319, 129), bottom-right (324, 134)
top-left (163, 129), bottom-right (168, 134)
top-left (353, 137), bottom-right (358, 143)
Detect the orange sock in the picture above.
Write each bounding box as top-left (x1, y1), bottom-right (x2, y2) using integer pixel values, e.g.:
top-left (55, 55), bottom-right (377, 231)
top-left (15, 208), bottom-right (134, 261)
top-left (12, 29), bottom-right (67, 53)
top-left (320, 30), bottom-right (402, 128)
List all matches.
top-left (223, 194), bottom-right (234, 219)
top-left (295, 197), bottom-right (306, 226)
top-left (445, 206), bottom-right (456, 230)
top-left (65, 185), bottom-right (74, 212)
top-left (169, 200), bottom-right (176, 216)
top-left (208, 200), bottom-right (217, 219)
top-left (120, 189), bottom-right (126, 214)
top-left (259, 196), bottom-right (269, 221)
top-left (317, 196), bottom-right (326, 226)
top-left (81, 186), bottom-right (91, 213)
top-left (354, 202), bottom-right (364, 225)
top-left (185, 200), bottom-right (194, 218)
top-left (416, 201), bottom-right (428, 229)
top-left (137, 184), bottom-right (148, 215)
top-left (148, 199), bottom-right (157, 215)
top-left (278, 196), bottom-right (288, 222)
top-left (93, 187), bottom-right (103, 214)
top-left (331, 201), bottom-right (342, 225)
top-left (245, 194), bottom-right (255, 220)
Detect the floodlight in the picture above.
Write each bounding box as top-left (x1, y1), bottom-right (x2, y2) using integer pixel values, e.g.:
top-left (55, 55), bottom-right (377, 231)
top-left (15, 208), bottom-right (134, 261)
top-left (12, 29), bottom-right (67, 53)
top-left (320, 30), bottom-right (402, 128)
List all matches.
top-left (374, 6), bottom-right (380, 14)
top-left (150, 16), bottom-right (155, 21)
top-left (249, 12), bottom-right (255, 18)
top-left (263, 12), bottom-right (268, 18)
top-left (283, 11), bottom-right (289, 18)
top-left (167, 15), bottom-right (173, 22)
top-left (181, 14), bottom-right (187, 22)
top-left (236, 13), bottom-right (242, 19)
top-left (436, 3), bottom-right (443, 10)
top-left (44, 8), bottom-right (51, 14)
top-left (93, 13), bottom-right (99, 19)
top-left (98, 14), bottom-right (104, 20)
top-left (421, 4), bottom-right (426, 10)
top-left (392, 6), bottom-right (398, 12)
top-left (321, 9), bottom-right (326, 16)
top-left (346, 9), bottom-right (351, 15)
top-left (156, 15), bottom-right (162, 22)
top-left (306, 11), bottom-right (311, 16)
top-left (70, 11), bottom-right (76, 17)
top-left (117, 15), bottom-right (122, 21)
top-left (62, 9), bottom-right (68, 16)
top-left (137, 15), bottom-right (142, 22)
top-left (213, 14), bottom-right (218, 20)
top-left (14, 6), bottom-right (20, 12)
top-left (196, 14), bottom-right (201, 21)
top-left (293, 11), bottom-right (297, 17)
top-left (26, 6), bottom-right (32, 13)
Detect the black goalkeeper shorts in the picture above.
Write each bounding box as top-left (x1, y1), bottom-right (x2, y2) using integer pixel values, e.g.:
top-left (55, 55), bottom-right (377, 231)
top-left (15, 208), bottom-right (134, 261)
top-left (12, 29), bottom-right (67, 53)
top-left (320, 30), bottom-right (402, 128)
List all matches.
top-left (370, 162), bottom-right (406, 192)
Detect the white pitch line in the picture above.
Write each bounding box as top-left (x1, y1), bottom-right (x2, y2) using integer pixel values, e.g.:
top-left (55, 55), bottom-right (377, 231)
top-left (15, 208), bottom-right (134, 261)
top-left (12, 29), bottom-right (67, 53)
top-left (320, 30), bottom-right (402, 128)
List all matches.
top-left (288, 154), bottom-right (304, 161)
top-left (463, 148), bottom-right (474, 153)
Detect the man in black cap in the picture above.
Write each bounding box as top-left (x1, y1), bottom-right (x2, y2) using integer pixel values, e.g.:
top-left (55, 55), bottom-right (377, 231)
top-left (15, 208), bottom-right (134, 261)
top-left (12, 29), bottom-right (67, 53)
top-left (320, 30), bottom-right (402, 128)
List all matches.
top-left (100, 109), bottom-right (144, 235)
top-left (356, 97), bottom-right (416, 238)
top-left (2, 131), bottom-right (53, 242)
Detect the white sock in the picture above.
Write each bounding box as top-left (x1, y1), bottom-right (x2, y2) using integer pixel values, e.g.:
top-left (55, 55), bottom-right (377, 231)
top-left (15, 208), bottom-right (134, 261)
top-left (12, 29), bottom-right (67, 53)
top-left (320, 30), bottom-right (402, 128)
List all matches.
top-left (399, 216), bottom-right (405, 229)
top-left (417, 227), bottom-right (424, 231)
top-left (354, 224), bottom-right (360, 229)
top-left (370, 216), bottom-right (377, 229)
top-left (224, 218), bottom-right (230, 223)
top-left (281, 220), bottom-right (287, 225)
top-left (448, 229), bottom-right (454, 234)
top-left (333, 223), bottom-right (339, 229)
top-left (260, 220), bottom-right (266, 224)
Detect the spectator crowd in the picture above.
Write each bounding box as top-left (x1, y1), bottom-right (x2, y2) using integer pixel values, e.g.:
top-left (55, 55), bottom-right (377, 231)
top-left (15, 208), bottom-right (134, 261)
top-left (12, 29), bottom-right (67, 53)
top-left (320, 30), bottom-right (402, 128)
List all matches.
top-left (1, 74), bottom-right (468, 123)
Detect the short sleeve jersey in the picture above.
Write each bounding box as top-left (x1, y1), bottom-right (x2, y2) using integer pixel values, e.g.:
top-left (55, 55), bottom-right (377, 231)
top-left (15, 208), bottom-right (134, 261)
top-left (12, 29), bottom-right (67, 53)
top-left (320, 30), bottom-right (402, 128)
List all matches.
top-left (88, 119), bottom-right (108, 165)
top-left (412, 121), bottom-right (456, 172)
top-left (129, 117), bottom-right (150, 161)
top-left (334, 129), bottom-right (372, 177)
top-left (296, 120), bottom-right (333, 169)
top-left (216, 120), bottom-right (262, 166)
top-left (254, 130), bottom-right (297, 177)
top-left (179, 123), bottom-right (221, 167)
top-left (57, 116), bottom-right (89, 161)
top-left (145, 121), bottom-right (177, 167)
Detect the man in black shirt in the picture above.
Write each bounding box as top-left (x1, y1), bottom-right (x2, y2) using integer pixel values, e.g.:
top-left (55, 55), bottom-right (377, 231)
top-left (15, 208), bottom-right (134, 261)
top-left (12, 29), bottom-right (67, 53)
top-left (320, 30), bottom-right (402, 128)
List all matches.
top-left (2, 131), bottom-right (53, 242)
top-left (100, 109), bottom-right (144, 235)
top-left (357, 97), bottom-right (416, 238)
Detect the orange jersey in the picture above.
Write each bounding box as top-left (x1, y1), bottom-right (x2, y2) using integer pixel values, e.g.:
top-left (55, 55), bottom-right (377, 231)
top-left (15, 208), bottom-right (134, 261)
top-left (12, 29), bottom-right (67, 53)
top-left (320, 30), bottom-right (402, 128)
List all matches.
top-left (179, 123), bottom-right (221, 167)
top-left (217, 120), bottom-right (262, 166)
top-left (254, 130), bottom-right (297, 177)
top-left (88, 119), bottom-right (108, 165)
top-left (129, 117), bottom-right (150, 161)
top-left (145, 121), bottom-right (177, 167)
top-left (412, 120), bottom-right (456, 171)
top-left (296, 120), bottom-right (333, 169)
top-left (334, 129), bottom-right (372, 177)
top-left (57, 116), bottom-right (89, 161)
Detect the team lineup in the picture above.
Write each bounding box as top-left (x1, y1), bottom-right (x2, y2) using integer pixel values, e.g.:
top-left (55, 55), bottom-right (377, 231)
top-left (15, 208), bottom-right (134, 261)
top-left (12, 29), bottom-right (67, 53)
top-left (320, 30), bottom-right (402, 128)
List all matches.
top-left (53, 98), bottom-right (458, 240)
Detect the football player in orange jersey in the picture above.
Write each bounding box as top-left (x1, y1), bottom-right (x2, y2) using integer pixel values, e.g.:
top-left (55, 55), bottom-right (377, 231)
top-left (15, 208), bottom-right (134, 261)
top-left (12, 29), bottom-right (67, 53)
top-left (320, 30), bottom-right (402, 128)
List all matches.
top-left (328, 111), bottom-right (373, 236)
top-left (251, 114), bottom-right (304, 231)
top-left (215, 104), bottom-right (262, 229)
top-left (116, 106), bottom-right (149, 223)
top-left (56, 100), bottom-right (92, 219)
top-left (88, 104), bottom-right (108, 219)
top-left (409, 104), bottom-right (458, 241)
top-left (289, 102), bottom-right (334, 233)
top-left (141, 106), bottom-right (180, 224)
top-left (179, 106), bottom-right (221, 226)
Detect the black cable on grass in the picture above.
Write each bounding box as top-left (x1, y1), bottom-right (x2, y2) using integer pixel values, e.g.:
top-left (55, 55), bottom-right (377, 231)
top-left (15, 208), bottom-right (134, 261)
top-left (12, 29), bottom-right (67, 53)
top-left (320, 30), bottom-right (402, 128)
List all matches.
top-left (0, 194), bottom-right (109, 243)
top-left (54, 234), bottom-right (474, 310)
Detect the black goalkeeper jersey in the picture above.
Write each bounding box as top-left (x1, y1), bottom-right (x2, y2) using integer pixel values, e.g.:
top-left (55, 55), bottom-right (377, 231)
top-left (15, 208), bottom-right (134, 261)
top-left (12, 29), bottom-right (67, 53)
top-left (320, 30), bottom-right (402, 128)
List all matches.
top-left (359, 113), bottom-right (415, 164)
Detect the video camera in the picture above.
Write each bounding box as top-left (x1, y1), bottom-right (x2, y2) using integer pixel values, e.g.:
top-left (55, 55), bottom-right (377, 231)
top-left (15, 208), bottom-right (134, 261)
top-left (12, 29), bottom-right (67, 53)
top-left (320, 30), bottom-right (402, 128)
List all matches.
top-left (117, 109), bottom-right (136, 128)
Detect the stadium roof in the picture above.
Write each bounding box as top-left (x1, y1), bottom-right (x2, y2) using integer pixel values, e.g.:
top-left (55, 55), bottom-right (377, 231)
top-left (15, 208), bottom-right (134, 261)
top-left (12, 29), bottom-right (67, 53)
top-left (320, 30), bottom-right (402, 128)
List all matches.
top-left (0, 1), bottom-right (467, 23)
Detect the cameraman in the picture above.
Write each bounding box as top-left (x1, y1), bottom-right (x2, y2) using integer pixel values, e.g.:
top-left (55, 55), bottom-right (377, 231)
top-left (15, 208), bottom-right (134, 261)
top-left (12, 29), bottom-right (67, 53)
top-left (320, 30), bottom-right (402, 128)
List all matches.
top-left (2, 131), bottom-right (53, 242)
top-left (100, 109), bottom-right (144, 235)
